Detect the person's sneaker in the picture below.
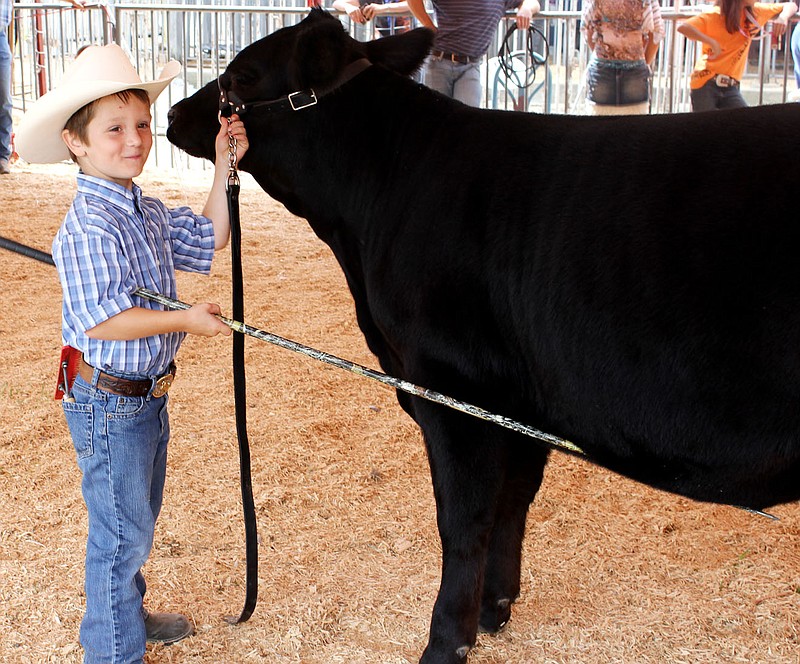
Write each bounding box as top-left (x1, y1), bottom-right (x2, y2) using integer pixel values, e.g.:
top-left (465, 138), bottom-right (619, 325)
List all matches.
top-left (0, 159), bottom-right (10, 175)
top-left (144, 610), bottom-right (194, 644)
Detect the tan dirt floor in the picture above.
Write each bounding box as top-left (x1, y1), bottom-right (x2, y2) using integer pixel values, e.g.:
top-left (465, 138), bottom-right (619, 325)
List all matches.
top-left (1, 162), bottom-right (799, 664)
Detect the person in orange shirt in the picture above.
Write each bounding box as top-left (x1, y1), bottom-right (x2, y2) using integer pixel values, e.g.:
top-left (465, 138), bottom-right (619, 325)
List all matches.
top-left (678, 0), bottom-right (796, 111)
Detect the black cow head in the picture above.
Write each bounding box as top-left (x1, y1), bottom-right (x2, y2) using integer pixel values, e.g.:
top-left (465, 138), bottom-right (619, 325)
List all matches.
top-left (167, 8), bottom-right (434, 163)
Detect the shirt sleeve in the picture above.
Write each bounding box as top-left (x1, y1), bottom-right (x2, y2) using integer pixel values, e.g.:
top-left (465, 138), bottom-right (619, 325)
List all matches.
top-left (646, 0), bottom-right (665, 43)
top-left (167, 205), bottom-right (216, 274)
top-left (53, 210), bottom-right (137, 335)
top-left (754, 3), bottom-right (784, 24)
top-left (683, 12), bottom-right (709, 33)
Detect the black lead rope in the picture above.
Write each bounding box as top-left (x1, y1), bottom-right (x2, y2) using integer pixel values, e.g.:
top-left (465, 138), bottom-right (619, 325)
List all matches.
top-left (497, 23), bottom-right (549, 92)
top-left (223, 130), bottom-right (259, 624)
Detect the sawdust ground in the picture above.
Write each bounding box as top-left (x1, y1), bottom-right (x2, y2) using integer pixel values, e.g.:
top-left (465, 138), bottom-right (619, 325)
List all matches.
top-left (1, 162), bottom-right (798, 664)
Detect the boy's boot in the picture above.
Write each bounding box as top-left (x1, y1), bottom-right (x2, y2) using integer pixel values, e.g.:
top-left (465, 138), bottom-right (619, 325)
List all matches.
top-left (144, 611), bottom-right (194, 644)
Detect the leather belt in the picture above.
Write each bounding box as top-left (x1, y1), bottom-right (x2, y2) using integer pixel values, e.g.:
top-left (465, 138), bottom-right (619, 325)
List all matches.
top-left (714, 74), bottom-right (739, 88)
top-left (78, 358), bottom-right (176, 398)
top-left (431, 49), bottom-right (481, 64)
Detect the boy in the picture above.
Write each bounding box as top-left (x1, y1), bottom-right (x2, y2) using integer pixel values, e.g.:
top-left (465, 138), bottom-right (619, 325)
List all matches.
top-left (15, 44), bottom-right (248, 663)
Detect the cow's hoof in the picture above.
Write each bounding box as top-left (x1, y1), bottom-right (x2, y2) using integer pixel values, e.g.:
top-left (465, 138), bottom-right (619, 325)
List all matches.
top-left (478, 597), bottom-right (511, 634)
top-left (419, 643), bottom-right (472, 663)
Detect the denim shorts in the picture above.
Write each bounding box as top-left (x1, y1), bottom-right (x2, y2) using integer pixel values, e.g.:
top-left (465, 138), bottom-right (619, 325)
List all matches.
top-left (587, 58), bottom-right (650, 106)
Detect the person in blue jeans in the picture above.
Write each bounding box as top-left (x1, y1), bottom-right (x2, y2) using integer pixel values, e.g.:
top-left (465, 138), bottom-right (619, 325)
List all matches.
top-left (408, 0), bottom-right (540, 107)
top-left (15, 44), bottom-right (248, 663)
top-left (0, 0), bottom-right (14, 174)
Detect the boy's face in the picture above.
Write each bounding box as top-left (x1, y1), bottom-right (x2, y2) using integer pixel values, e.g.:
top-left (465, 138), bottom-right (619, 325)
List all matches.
top-left (62, 93), bottom-right (153, 189)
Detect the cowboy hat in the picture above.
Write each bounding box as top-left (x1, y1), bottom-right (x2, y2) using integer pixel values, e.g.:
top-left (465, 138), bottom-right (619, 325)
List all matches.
top-left (16, 44), bottom-right (181, 164)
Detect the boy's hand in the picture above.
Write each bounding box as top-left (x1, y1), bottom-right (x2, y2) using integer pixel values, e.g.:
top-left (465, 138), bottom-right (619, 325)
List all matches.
top-left (185, 302), bottom-right (232, 337)
top-left (214, 113), bottom-right (249, 165)
top-left (206, 113), bottom-right (250, 249)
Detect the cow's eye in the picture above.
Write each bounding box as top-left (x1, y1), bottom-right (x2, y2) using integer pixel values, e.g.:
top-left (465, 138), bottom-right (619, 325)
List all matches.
top-left (232, 71), bottom-right (257, 88)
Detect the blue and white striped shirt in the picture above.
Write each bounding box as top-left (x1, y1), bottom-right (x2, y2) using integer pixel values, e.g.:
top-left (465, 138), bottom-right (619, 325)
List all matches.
top-left (431, 0), bottom-right (522, 59)
top-left (52, 173), bottom-right (216, 377)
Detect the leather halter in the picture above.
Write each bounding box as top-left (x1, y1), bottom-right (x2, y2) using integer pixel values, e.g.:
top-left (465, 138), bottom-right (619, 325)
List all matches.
top-left (218, 58), bottom-right (372, 118)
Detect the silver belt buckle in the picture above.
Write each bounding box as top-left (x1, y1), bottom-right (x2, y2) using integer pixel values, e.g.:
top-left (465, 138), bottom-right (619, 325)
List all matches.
top-left (151, 372), bottom-right (174, 398)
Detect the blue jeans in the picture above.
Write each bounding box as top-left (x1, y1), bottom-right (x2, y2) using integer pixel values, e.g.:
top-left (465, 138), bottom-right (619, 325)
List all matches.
top-left (690, 78), bottom-right (746, 112)
top-left (423, 56), bottom-right (483, 107)
top-left (0, 25), bottom-right (13, 161)
top-left (792, 22), bottom-right (800, 88)
top-left (586, 58), bottom-right (650, 106)
top-left (63, 372), bottom-right (170, 664)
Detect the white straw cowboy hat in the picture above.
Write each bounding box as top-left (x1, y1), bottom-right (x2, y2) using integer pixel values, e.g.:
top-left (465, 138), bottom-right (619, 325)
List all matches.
top-left (16, 44), bottom-right (181, 164)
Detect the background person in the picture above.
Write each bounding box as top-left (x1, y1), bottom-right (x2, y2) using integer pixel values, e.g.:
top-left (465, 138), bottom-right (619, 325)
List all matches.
top-left (581, 0), bottom-right (665, 115)
top-left (333, 0), bottom-right (412, 38)
top-left (407, 0), bottom-right (540, 107)
top-left (678, 0), bottom-right (797, 111)
top-left (1, 0), bottom-right (13, 174)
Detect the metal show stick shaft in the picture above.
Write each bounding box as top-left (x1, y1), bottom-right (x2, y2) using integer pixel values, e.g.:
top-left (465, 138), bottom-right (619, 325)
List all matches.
top-left (134, 287), bottom-right (586, 456)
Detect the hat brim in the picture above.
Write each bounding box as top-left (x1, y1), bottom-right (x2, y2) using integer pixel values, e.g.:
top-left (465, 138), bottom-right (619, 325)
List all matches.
top-left (16, 60), bottom-right (182, 164)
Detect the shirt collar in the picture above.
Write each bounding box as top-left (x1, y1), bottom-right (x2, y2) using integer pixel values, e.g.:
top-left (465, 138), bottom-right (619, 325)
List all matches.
top-left (76, 172), bottom-right (144, 215)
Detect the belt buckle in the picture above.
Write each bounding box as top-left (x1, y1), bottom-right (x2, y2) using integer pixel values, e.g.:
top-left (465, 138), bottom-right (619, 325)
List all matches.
top-left (289, 90), bottom-right (317, 111)
top-left (151, 372), bottom-right (174, 398)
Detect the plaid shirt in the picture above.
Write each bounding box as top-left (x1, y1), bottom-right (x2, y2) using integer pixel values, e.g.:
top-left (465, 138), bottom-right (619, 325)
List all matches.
top-left (52, 174), bottom-right (216, 377)
top-left (1, 0), bottom-right (12, 28)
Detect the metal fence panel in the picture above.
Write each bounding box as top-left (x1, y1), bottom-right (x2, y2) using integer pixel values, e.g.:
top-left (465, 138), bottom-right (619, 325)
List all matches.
top-left (9, 2), bottom-right (800, 169)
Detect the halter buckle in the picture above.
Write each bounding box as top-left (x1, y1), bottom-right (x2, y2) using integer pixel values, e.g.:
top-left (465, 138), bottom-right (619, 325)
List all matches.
top-left (288, 90), bottom-right (318, 111)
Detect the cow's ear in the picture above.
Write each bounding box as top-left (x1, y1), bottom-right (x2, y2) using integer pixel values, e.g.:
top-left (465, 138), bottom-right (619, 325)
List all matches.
top-left (291, 11), bottom-right (354, 91)
top-left (366, 28), bottom-right (434, 78)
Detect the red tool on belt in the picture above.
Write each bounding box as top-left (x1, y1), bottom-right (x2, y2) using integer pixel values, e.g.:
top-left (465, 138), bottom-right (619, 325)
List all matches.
top-left (55, 345), bottom-right (81, 401)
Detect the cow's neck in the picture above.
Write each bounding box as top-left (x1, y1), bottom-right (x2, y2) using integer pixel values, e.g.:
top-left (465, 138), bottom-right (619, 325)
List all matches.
top-left (222, 58), bottom-right (372, 118)
top-left (317, 58), bottom-right (372, 97)
top-left (251, 65), bottom-right (450, 242)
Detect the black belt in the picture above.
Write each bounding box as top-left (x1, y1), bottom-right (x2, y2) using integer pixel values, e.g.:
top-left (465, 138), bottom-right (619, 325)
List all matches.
top-left (431, 49), bottom-right (481, 64)
top-left (79, 358), bottom-right (176, 398)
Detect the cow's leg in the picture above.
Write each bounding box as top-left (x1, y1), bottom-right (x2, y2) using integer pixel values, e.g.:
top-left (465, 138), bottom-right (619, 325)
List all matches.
top-left (417, 406), bottom-right (525, 664)
top-left (478, 439), bottom-right (548, 634)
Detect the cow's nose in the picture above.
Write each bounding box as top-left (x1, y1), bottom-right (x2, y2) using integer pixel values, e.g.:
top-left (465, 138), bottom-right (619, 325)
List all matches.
top-left (167, 107), bottom-right (176, 125)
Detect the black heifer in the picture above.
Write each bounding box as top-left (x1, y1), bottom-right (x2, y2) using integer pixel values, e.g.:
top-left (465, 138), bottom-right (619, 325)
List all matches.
top-left (167, 9), bottom-right (800, 663)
